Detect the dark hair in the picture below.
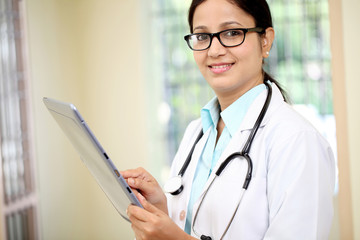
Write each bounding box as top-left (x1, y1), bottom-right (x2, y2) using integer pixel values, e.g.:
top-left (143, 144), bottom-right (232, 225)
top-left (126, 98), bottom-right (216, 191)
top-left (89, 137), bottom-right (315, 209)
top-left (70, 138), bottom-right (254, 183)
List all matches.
top-left (188, 0), bottom-right (289, 102)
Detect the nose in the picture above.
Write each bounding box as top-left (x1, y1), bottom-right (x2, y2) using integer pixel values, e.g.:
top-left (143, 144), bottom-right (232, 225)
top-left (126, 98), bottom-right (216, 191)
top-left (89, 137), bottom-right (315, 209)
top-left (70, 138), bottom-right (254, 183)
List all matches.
top-left (207, 36), bottom-right (227, 58)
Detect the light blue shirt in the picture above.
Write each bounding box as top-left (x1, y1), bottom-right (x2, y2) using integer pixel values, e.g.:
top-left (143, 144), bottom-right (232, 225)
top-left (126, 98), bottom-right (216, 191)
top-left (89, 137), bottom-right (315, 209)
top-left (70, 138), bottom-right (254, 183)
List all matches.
top-left (184, 84), bottom-right (266, 234)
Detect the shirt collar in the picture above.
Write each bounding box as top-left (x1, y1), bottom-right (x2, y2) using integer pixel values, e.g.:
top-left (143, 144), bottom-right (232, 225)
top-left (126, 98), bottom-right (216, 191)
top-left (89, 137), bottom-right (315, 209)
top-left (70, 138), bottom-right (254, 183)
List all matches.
top-left (221, 84), bottom-right (266, 136)
top-left (200, 84), bottom-right (266, 136)
top-left (200, 97), bottom-right (220, 133)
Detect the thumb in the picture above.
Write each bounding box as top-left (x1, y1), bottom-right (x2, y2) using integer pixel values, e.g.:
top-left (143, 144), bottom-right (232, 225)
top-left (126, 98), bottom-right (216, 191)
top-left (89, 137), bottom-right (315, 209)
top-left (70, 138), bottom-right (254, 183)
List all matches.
top-left (137, 192), bottom-right (159, 214)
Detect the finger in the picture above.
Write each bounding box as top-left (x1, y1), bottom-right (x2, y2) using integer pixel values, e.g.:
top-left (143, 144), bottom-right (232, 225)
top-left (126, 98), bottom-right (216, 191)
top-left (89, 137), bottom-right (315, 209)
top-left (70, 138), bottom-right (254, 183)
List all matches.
top-left (130, 220), bottom-right (147, 240)
top-left (127, 176), bottom-right (152, 190)
top-left (127, 203), bottom-right (151, 223)
top-left (127, 192), bottom-right (159, 222)
top-left (136, 192), bottom-right (159, 215)
top-left (131, 187), bottom-right (140, 196)
top-left (128, 209), bottom-right (147, 239)
top-left (120, 167), bottom-right (147, 179)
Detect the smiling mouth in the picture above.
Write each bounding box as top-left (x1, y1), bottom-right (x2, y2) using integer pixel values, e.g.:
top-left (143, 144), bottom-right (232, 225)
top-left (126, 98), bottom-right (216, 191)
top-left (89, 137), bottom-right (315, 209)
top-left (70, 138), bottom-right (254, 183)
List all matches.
top-left (210, 64), bottom-right (233, 69)
top-left (209, 63), bottom-right (234, 73)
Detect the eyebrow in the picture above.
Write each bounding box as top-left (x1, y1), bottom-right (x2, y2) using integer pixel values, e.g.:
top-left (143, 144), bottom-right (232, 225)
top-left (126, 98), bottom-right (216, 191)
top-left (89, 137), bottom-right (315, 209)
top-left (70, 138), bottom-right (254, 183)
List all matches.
top-left (220, 21), bottom-right (243, 28)
top-left (193, 21), bottom-right (244, 32)
top-left (193, 25), bottom-right (207, 32)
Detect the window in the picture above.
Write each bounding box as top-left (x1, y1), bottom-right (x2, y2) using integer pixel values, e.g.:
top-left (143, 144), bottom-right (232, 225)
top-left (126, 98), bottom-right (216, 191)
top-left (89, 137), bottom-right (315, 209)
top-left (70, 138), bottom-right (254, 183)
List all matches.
top-left (0, 0), bottom-right (39, 239)
top-left (266, 1), bottom-right (337, 193)
top-left (148, 0), bottom-right (336, 167)
top-left (266, 0), bottom-right (336, 155)
top-left (147, 0), bottom-right (209, 166)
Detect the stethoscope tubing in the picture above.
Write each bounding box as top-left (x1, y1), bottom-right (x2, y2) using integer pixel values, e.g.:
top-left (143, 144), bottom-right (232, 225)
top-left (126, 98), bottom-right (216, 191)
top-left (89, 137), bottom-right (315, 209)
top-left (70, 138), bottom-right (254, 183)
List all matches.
top-left (241, 81), bottom-right (272, 154)
top-left (178, 130), bottom-right (204, 178)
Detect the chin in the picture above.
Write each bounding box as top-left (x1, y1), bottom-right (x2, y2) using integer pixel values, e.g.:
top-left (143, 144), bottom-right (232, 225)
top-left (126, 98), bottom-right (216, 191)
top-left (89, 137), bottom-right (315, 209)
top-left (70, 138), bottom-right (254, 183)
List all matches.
top-left (208, 78), bottom-right (237, 90)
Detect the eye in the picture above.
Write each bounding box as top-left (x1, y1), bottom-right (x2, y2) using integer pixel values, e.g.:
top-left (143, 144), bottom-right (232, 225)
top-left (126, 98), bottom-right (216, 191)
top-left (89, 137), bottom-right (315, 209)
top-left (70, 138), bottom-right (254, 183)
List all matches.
top-left (223, 29), bottom-right (244, 38)
top-left (195, 34), bottom-right (209, 42)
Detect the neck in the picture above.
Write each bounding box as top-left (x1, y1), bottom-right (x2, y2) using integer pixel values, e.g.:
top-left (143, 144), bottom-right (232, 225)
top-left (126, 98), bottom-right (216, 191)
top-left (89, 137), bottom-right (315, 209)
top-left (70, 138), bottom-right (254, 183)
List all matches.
top-left (217, 75), bottom-right (264, 112)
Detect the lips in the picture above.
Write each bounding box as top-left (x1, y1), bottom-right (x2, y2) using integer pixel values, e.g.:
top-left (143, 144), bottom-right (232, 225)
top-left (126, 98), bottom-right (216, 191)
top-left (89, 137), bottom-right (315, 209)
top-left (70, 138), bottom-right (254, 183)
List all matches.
top-left (208, 63), bottom-right (234, 74)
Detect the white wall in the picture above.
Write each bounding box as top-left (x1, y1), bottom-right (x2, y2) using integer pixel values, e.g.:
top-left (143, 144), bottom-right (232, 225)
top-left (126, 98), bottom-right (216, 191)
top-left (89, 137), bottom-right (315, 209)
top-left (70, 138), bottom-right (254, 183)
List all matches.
top-left (26, 0), bottom-right (147, 239)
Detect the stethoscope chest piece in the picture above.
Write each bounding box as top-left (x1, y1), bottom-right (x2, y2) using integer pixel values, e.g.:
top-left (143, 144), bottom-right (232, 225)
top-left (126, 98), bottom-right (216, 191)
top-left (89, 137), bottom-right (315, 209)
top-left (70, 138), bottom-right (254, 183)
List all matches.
top-left (164, 175), bottom-right (183, 195)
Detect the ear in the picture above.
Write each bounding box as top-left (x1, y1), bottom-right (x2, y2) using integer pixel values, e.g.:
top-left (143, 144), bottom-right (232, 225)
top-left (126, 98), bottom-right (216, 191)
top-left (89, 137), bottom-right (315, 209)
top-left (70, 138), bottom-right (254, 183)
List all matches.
top-left (261, 27), bottom-right (275, 58)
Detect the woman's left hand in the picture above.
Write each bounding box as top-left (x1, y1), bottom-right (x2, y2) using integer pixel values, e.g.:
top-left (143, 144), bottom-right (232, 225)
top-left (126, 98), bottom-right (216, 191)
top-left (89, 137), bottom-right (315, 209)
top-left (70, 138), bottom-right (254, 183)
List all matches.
top-left (127, 192), bottom-right (195, 240)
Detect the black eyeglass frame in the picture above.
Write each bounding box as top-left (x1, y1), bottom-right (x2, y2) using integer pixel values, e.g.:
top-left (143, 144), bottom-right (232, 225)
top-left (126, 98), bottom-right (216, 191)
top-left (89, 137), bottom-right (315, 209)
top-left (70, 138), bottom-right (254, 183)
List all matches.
top-left (184, 27), bottom-right (265, 51)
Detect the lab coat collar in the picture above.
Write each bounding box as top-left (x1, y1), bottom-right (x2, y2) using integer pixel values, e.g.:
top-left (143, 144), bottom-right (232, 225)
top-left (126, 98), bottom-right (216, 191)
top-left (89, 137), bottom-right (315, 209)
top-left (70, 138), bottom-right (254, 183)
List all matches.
top-left (237, 82), bottom-right (284, 131)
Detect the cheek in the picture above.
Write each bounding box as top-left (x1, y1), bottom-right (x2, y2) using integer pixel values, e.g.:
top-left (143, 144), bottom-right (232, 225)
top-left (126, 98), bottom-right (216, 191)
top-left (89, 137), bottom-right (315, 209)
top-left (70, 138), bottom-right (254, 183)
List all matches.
top-left (235, 41), bottom-right (263, 65)
top-left (240, 36), bottom-right (263, 56)
top-left (193, 52), bottom-right (205, 69)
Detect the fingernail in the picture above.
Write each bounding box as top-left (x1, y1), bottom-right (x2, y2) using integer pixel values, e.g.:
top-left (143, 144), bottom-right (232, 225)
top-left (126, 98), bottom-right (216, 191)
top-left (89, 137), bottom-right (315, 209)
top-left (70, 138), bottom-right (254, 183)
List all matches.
top-left (128, 178), bottom-right (135, 186)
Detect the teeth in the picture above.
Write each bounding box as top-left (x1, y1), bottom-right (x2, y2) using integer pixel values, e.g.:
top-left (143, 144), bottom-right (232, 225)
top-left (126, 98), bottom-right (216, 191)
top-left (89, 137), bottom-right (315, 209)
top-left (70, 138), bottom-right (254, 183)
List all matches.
top-left (212, 64), bottom-right (232, 69)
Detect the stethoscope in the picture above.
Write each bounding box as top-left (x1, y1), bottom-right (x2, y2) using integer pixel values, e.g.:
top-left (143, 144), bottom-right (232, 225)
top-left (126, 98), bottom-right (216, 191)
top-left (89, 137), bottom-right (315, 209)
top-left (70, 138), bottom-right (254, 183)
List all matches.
top-left (164, 81), bottom-right (272, 240)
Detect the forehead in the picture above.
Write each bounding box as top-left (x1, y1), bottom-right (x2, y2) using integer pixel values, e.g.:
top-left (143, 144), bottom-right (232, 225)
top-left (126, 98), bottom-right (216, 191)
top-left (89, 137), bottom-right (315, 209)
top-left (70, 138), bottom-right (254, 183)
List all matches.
top-left (192, 0), bottom-right (255, 30)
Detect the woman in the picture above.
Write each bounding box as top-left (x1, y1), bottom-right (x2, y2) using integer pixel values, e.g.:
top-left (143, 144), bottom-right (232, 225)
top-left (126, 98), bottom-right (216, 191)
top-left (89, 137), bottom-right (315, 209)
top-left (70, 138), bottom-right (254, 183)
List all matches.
top-left (123, 0), bottom-right (335, 239)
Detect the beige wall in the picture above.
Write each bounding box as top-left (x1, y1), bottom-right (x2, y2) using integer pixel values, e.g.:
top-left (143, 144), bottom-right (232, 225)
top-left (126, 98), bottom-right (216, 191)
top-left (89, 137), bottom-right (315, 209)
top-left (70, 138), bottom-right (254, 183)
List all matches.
top-left (329, 0), bottom-right (360, 239)
top-left (26, 0), bottom-right (146, 239)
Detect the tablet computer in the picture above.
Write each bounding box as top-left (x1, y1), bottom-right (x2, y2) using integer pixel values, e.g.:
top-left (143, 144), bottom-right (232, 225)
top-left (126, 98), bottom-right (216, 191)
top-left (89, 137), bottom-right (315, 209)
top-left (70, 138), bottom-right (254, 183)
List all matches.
top-left (43, 97), bottom-right (142, 222)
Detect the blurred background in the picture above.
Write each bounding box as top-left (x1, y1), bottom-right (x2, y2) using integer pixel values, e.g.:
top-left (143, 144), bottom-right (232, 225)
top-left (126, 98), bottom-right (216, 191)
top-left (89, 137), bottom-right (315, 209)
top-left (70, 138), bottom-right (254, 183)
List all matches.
top-left (0, 0), bottom-right (358, 239)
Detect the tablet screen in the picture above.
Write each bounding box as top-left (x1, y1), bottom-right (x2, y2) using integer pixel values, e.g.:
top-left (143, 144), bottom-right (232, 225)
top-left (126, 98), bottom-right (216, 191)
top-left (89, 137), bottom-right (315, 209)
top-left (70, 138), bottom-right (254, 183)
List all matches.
top-left (43, 98), bottom-right (142, 221)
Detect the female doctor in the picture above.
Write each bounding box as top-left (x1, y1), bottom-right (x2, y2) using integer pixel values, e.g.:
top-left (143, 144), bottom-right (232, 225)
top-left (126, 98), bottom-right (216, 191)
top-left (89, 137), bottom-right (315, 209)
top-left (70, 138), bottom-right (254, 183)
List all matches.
top-left (122, 0), bottom-right (335, 239)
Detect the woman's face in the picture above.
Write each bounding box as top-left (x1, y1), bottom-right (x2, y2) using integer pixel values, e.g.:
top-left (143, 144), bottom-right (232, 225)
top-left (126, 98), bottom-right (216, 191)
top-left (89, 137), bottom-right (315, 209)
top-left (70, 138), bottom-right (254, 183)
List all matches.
top-left (192, 0), bottom-right (269, 100)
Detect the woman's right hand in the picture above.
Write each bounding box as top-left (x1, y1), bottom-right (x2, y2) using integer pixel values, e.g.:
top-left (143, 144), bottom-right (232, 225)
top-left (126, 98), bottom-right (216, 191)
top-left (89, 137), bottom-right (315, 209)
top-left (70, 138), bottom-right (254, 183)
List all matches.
top-left (127, 192), bottom-right (197, 240)
top-left (121, 167), bottom-right (168, 214)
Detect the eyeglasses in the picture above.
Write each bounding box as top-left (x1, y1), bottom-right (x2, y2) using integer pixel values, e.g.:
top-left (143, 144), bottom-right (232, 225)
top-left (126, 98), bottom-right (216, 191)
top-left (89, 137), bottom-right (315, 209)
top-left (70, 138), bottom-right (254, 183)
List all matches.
top-left (184, 27), bottom-right (264, 51)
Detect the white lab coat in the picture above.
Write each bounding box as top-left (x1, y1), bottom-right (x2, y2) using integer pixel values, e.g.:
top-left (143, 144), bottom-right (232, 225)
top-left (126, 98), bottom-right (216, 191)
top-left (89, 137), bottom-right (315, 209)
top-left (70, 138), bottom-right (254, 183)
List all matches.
top-left (166, 83), bottom-right (335, 240)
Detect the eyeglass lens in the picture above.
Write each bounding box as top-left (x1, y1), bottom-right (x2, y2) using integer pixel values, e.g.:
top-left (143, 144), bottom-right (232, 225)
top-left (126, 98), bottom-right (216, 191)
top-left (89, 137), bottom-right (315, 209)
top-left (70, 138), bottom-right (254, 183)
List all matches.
top-left (187, 29), bottom-right (246, 50)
